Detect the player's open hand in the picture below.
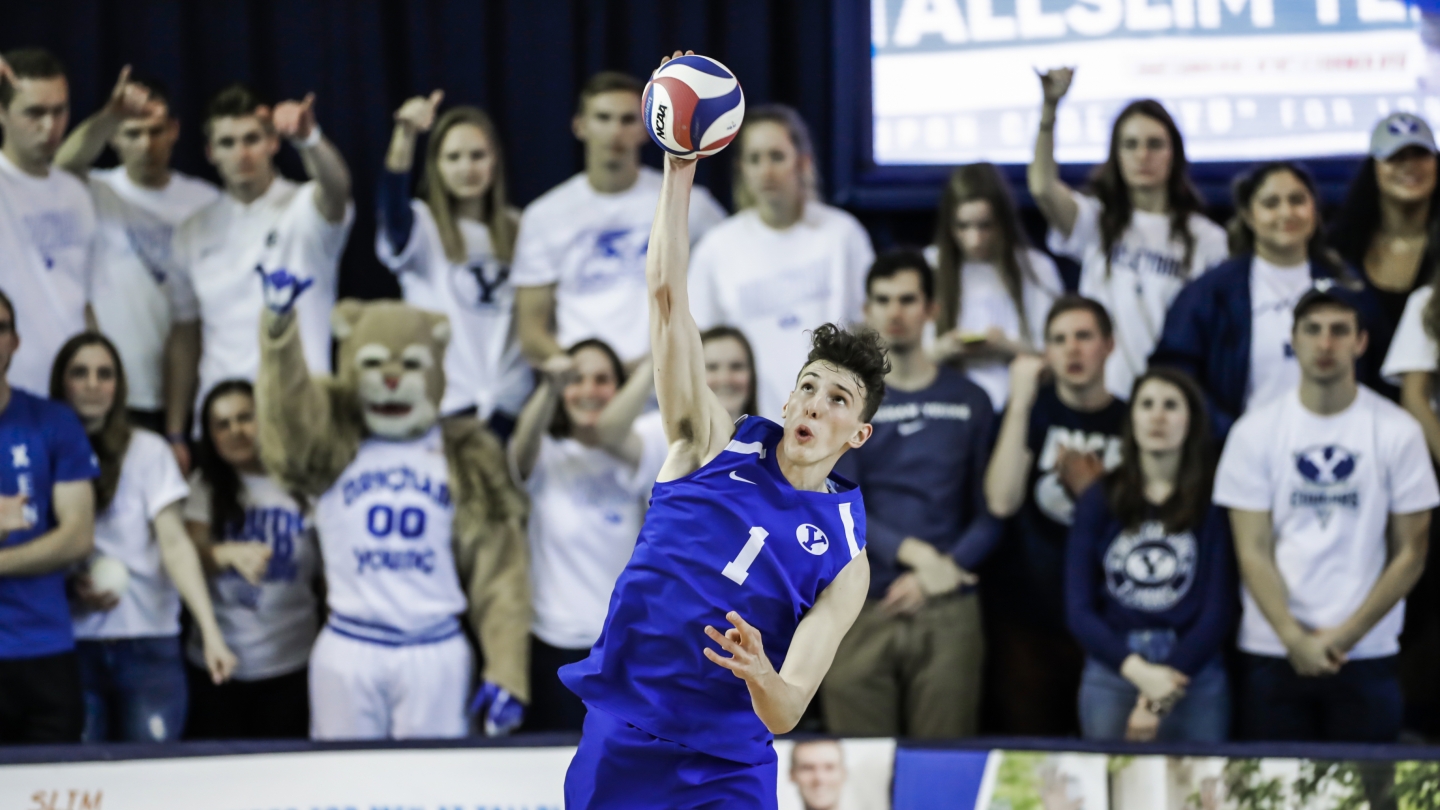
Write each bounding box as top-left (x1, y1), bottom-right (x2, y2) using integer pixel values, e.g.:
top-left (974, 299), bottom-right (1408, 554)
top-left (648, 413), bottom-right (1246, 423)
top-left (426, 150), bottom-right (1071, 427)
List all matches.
top-left (703, 611), bottom-right (775, 684)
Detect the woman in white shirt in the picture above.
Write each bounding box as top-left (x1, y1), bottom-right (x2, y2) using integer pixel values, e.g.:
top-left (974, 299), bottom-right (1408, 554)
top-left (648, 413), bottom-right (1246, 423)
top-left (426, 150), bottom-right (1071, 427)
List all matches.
top-left (700, 326), bottom-right (759, 421)
top-left (183, 379), bottom-right (320, 739)
top-left (377, 90), bottom-right (530, 437)
top-left (689, 104), bottom-right (874, 420)
top-left (508, 339), bottom-right (668, 732)
top-left (56, 333), bottom-right (235, 743)
top-left (929, 162), bottom-right (1064, 410)
top-left (1029, 68), bottom-right (1228, 399)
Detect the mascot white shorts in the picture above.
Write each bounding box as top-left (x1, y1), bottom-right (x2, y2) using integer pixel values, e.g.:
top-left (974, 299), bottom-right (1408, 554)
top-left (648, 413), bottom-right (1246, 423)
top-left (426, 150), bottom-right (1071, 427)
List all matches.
top-left (308, 625), bottom-right (472, 740)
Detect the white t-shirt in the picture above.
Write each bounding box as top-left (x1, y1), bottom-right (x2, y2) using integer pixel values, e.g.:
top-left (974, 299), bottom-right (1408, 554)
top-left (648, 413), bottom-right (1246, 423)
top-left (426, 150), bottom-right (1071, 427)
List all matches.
top-left (183, 471), bottom-right (318, 681)
top-left (169, 177), bottom-right (353, 426)
top-left (922, 245), bottom-right (1064, 411)
top-left (1245, 256), bottom-right (1313, 411)
top-left (89, 168), bottom-right (220, 410)
top-left (511, 167), bottom-right (726, 361)
top-left (0, 152), bottom-right (97, 394)
top-left (689, 205), bottom-right (875, 421)
top-left (527, 417), bottom-right (669, 649)
top-left (377, 202), bottom-right (532, 418)
top-left (1214, 387), bottom-right (1439, 659)
top-left (74, 430), bottom-right (190, 640)
top-left (1050, 191), bottom-right (1228, 398)
top-left (314, 427), bottom-right (466, 636)
top-left (1381, 285), bottom-right (1437, 388)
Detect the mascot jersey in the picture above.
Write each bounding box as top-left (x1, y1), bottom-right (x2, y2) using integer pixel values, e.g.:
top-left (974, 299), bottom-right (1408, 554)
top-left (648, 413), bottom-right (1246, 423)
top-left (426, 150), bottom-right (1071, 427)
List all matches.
top-left (561, 416), bottom-right (867, 765)
top-left (315, 426), bottom-right (467, 643)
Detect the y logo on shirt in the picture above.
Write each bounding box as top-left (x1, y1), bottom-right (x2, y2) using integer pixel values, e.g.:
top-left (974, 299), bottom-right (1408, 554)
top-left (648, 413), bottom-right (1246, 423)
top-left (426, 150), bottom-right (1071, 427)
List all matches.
top-left (451, 259), bottom-right (511, 310)
top-left (1292, 444), bottom-right (1360, 526)
top-left (1104, 521), bottom-right (1197, 611)
top-left (796, 524), bottom-right (829, 556)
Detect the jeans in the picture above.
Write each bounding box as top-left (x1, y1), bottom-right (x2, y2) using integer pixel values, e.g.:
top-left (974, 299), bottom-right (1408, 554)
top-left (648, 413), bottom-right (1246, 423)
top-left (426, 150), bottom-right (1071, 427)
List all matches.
top-left (1238, 653), bottom-right (1403, 742)
top-left (77, 636), bottom-right (188, 743)
top-left (1078, 629), bottom-right (1230, 742)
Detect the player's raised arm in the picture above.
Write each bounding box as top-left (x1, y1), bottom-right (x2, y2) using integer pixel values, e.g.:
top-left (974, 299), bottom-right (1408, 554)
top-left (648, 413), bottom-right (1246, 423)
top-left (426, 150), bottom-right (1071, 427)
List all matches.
top-left (647, 119), bottom-right (734, 473)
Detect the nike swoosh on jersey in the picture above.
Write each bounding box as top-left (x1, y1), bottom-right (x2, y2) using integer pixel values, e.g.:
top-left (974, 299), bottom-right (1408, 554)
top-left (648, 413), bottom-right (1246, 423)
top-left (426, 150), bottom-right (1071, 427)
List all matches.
top-left (729, 471), bottom-right (756, 485)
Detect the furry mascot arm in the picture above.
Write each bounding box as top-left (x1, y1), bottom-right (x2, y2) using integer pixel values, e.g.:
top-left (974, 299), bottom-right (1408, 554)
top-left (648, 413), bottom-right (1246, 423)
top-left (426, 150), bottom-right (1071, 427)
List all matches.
top-left (255, 273), bottom-right (355, 495)
top-left (447, 419), bottom-right (533, 705)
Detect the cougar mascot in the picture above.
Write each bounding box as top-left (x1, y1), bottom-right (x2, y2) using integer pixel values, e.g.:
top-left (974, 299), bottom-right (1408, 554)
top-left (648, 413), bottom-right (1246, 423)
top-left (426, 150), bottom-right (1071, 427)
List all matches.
top-left (255, 269), bottom-right (528, 740)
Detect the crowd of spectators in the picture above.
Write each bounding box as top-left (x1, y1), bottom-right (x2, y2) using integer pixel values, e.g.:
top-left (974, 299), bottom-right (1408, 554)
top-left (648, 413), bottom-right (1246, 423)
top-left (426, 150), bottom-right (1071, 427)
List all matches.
top-left (4, 44), bottom-right (1440, 750)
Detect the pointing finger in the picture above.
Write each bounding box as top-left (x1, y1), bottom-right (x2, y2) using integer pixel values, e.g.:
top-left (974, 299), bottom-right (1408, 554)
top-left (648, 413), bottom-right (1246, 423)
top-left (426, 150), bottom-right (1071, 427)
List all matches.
top-left (302, 92), bottom-right (316, 110)
top-left (428, 89), bottom-right (444, 110)
top-left (113, 64), bottom-right (132, 98)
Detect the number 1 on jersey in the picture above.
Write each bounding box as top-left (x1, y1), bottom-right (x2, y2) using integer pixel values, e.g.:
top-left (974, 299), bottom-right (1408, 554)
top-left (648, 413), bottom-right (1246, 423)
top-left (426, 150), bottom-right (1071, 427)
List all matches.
top-left (722, 527), bottom-right (769, 585)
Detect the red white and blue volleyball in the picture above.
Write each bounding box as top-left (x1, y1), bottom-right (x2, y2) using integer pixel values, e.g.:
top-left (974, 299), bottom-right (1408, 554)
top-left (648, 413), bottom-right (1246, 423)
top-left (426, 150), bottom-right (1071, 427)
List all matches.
top-left (643, 55), bottom-right (745, 159)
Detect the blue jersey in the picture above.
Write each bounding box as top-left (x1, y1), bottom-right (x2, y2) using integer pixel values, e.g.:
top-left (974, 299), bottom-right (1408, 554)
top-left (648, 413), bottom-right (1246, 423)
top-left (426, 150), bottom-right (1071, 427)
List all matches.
top-left (0, 388), bottom-right (100, 658)
top-left (561, 416), bottom-right (867, 765)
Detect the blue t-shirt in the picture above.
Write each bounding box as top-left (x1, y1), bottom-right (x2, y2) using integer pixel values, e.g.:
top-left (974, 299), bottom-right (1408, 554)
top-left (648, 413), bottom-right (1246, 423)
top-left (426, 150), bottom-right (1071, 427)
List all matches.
top-left (985, 385), bottom-right (1127, 630)
top-left (562, 416), bottom-right (867, 766)
top-left (835, 365), bottom-right (999, 598)
top-left (0, 388), bottom-right (100, 659)
top-left (1064, 484), bottom-right (1236, 676)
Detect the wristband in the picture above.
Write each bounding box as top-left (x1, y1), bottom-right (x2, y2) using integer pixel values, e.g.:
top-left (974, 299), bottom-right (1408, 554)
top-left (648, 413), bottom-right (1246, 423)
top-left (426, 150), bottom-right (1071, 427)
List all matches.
top-left (291, 123), bottom-right (323, 149)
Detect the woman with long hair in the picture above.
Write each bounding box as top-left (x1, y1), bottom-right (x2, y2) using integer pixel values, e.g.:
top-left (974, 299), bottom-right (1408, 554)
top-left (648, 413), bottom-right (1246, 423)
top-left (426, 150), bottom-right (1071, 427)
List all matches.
top-left (928, 162), bottom-right (1064, 410)
top-left (689, 104), bottom-right (874, 420)
top-left (1065, 367), bottom-right (1235, 742)
top-left (699, 326), bottom-right (759, 422)
top-left (1029, 69), bottom-right (1229, 400)
top-left (57, 333), bottom-right (235, 742)
top-left (508, 338), bottom-right (668, 732)
top-left (378, 90), bottom-right (531, 438)
top-left (1153, 162), bottom-right (1379, 441)
top-left (181, 379), bottom-right (320, 739)
top-left (1333, 113), bottom-right (1440, 404)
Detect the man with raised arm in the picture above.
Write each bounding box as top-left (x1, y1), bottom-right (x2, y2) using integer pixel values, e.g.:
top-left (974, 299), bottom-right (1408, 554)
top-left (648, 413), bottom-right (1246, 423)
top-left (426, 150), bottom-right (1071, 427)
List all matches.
top-left (559, 52), bottom-right (887, 810)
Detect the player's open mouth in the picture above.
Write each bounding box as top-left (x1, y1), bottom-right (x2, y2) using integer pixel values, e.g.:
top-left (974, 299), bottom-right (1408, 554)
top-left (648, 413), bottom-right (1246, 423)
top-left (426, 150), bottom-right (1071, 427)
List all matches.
top-left (795, 425), bottom-right (814, 442)
top-left (368, 403), bottom-right (414, 417)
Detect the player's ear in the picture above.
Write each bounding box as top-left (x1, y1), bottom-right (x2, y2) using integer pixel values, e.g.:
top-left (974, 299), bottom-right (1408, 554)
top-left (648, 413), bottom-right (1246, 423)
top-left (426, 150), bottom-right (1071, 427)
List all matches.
top-left (848, 423), bottom-right (873, 450)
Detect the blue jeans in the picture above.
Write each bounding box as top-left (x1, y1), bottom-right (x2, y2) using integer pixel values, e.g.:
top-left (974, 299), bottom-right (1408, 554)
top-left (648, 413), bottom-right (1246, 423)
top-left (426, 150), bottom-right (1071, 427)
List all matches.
top-left (1078, 629), bottom-right (1230, 742)
top-left (77, 637), bottom-right (188, 743)
top-left (1237, 653), bottom-right (1402, 742)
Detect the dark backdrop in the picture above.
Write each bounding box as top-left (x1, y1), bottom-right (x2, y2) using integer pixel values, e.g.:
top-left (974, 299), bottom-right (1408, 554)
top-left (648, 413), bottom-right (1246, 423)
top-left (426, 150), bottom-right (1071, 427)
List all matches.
top-left (0, 0), bottom-right (923, 301)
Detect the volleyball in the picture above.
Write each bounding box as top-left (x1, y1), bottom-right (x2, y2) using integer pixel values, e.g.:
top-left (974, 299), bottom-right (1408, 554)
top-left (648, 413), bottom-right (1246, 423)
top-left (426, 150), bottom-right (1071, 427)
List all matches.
top-left (89, 555), bottom-right (129, 597)
top-left (642, 54), bottom-right (745, 159)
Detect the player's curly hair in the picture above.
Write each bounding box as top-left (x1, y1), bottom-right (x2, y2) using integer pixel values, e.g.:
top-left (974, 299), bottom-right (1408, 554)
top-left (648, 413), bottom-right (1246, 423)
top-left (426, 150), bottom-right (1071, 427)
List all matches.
top-left (802, 324), bottom-right (890, 423)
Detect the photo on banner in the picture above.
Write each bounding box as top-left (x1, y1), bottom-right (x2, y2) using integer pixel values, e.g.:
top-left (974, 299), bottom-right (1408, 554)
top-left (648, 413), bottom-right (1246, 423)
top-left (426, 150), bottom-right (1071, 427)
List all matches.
top-left (775, 737), bottom-right (897, 810)
top-left (870, 0), bottom-right (1440, 165)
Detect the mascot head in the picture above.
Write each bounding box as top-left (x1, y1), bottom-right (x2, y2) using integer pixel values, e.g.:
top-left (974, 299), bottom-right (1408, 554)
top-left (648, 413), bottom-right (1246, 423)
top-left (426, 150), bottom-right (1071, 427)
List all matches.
top-left (331, 299), bottom-right (449, 439)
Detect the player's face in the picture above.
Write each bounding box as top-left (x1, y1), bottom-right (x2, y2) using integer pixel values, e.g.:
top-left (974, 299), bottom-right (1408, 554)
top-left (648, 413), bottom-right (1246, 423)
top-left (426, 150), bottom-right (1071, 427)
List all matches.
top-left (1293, 306), bottom-right (1366, 384)
top-left (1131, 378), bottom-right (1190, 455)
top-left (437, 122), bottom-right (494, 202)
top-left (0, 76), bottom-right (69, 166)
top-left (206, 114), bottom-right (279, 190)
top-left (207, 392), bottom-right (260, 470)
top-left (864, 269), bottom-right (933, 352)
top-left (563, 346), bottom-right (621, 430)
top-left (741, 121), bottom-right (807, 211)
top-left (1116, 113), bottom-right (1172, 192)
top-left (790, 742), bottom-right (846, 810)
top-left (703, 336), bottom-right (753, 421)
top-left (953, 199), bottom-right (998, 262)
top-left (63, 344), bottom-right (119, 430)
top-left (0, 302), bottom-right (18, 379)
top-left (1376, 146), bottom-right (1438, 205)
top-left (782, 362), bottom-right (872, 466)
top-left (112, 106), bottom-right (179, 175)
top-left (574, 91), bottom-right (645, 170)
top-left (1044, 310), bottom-right (1113, 390)
top-left (1244, 169), bottom-right (1315, 259)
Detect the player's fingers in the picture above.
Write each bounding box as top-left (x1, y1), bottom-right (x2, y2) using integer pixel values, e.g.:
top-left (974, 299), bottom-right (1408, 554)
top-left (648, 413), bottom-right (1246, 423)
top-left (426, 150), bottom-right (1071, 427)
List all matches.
top-left (704, 625), bottom-right (742, 655)
top-left (727, 611), bottom-right (759, 646)
top-left (702, 647), bottom-right (738, 671)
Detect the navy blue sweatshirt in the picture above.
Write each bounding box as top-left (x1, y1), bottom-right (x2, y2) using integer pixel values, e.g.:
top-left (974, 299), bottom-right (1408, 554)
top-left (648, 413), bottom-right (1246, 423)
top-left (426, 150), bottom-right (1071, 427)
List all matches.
top-left (377, 169), bottom-right (415, 254)
top-left (835, 366), bottom-right (1000, 600)
top-left (1064, 485), bottom-right (1236, 676)
top-left (1150, 255), bottom-right (1387, 443)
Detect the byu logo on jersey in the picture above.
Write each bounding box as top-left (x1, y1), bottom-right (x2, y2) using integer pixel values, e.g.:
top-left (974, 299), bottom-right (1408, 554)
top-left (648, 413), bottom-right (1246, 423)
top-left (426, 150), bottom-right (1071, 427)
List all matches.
top-left (1104, 521), bottom-right (1196, 611)
top-left (1291, 444), bottom-right (1360, 526)
top-left (796, 524), bottom-right (829, 556)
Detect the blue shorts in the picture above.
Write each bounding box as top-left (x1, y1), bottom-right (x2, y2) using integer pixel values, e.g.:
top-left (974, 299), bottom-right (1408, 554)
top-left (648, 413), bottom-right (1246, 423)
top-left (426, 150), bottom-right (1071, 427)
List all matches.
top-left (564, 703), bottom-right (778, 810)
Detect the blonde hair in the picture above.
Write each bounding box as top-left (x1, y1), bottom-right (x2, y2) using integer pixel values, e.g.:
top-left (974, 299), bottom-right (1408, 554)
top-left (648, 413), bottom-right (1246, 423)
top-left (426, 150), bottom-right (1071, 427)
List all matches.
top-left (420, 106), bottom-right (516, 264)
top-left (731, 104), bottom-right (820, 210)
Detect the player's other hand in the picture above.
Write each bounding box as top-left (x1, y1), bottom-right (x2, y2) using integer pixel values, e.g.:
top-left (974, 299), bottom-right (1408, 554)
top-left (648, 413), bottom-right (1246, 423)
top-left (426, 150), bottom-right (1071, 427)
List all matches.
top-left (703, 611), bottom-right (775, 684)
